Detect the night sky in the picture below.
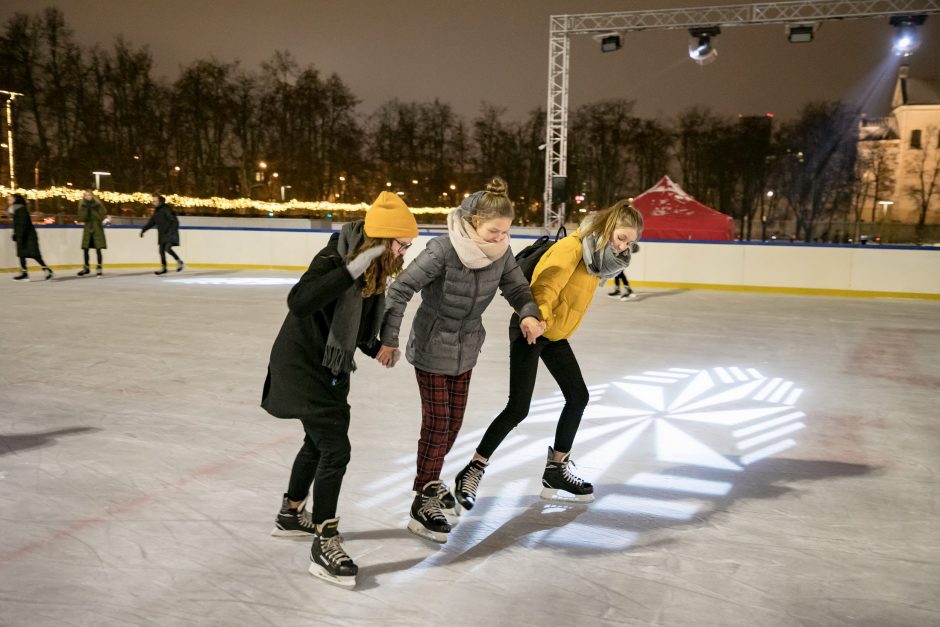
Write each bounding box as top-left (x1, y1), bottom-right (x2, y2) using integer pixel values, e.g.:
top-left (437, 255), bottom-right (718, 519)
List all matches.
top-left (2, 0), bottom-right (939, 121)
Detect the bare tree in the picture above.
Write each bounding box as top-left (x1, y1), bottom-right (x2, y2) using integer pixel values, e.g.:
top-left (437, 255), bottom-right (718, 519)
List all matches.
top-left (905, 125), bottom-right (940, 238)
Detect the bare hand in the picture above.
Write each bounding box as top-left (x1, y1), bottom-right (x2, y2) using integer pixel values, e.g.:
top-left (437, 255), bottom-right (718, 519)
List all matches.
top-left (376, 344), bottom-right (397, 368)
top-left (519, 316), bottom-right (545, 345)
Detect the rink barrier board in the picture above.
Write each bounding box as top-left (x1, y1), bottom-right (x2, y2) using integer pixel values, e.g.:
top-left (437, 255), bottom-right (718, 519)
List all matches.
top-left (2, 225), bottom-right (939, 299)
top-left (3, 262), bottom-right (938, 301)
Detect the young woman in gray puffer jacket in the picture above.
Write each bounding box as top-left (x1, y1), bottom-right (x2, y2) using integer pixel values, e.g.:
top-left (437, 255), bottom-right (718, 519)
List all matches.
top-left (377, 177), bottom-right (545, 544)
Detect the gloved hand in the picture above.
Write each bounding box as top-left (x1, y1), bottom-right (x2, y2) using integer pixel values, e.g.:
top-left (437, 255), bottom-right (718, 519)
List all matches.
top-left (139, 231), bottom-right (144, 238)
top-left (346, 245), bottom-right (385, 278)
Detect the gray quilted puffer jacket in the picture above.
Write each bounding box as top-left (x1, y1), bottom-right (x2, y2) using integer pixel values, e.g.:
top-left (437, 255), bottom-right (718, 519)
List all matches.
top-left (381, 235), bottom-right (540, 376)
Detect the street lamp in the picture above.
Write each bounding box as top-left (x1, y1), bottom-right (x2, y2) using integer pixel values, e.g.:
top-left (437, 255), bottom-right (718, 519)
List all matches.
top-left (92, 170), bottom-right (111, 190)
top-left (761, 190), bottom-right (775, 241)
top-left (877, 200), bottom-right (893, 220)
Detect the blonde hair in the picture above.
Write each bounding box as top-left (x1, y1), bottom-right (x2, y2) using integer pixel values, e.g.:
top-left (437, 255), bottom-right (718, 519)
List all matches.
top-left (352, 236), bottom-right (406, 297)
top-left (472, 176), bottom-right (515, 222)
top-left (581, 199), bottom-right (644, 250)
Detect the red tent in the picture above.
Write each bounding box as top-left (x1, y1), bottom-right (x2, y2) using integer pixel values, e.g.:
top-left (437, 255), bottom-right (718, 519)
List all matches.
top-left (631, 176), bottom-right (736, 241)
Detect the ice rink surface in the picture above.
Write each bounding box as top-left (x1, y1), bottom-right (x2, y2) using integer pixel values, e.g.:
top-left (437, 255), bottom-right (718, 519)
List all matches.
top-left (1, 269), bottom-right (938, 626)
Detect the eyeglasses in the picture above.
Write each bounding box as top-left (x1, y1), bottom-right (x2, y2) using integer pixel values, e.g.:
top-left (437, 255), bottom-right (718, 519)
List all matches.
top-left (394, 239), bottom-right (413, 251)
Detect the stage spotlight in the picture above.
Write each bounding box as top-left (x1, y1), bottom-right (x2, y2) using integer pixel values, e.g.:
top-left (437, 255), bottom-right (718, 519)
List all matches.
top-left (890, 15), bottom-right (926, 57)
top-left (786, 24), bottom-right (815, 43)
top-left (688, 27), bottom-right (720, 65)
top-left (594, 32), bottom-right (622, 53)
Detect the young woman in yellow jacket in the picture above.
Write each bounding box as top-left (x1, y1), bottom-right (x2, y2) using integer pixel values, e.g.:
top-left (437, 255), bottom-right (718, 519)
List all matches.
top-left (453, 199), bottom-right (643, 506)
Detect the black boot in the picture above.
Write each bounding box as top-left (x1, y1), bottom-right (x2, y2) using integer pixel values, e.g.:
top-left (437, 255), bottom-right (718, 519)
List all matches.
top-left (454, 459), bottom-right (487, 511)
top-left (308, 518), bottom-right (357, 588)
top-left (407, 481), bottom-right (451, 543)
top-left (540, 446), bottom-right (594, 503)
top-left (77, 266), bottom-right (90, 277)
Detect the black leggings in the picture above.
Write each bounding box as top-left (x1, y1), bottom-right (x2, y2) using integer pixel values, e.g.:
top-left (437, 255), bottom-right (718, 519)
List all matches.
top-left (286, 417), bottom-right (352, 525)
top-left (477, 335), bottom-right (590, 459)
top-left (83, 248), bottom-right (103, 266)
top-left (159, 243), bottom-right (181, 267)
top-left (614, 271), bottom-right (630, 288)
top-left (19, 255), bottom-right (47, 270)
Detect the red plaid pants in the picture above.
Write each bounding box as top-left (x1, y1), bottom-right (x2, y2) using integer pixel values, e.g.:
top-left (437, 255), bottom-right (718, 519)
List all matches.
top-left (413, 367), bottom-right (473, 491)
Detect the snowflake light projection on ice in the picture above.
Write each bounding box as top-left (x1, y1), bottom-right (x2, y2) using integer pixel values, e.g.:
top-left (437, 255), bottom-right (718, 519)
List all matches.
top-left (526, 366), bottom-right (806, 474)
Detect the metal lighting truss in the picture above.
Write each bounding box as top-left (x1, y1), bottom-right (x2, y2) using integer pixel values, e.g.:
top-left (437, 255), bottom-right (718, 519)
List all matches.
top-left (544, 0), bottom-right (940, 229)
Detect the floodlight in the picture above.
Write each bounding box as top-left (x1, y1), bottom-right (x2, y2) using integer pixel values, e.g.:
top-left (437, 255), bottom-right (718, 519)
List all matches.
top-left (890, 15), bottom-right (926, 56)
top-left (786, 24), bottom-right (815, 43)
top-left (593, 32), bottom-right (622, 53)
top-left (688, 27), bottom-right (720, 65)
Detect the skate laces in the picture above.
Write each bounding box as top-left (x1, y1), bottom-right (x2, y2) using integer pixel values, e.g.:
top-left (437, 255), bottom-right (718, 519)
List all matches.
top-left (421, 494), bottom-right (448, 523)
top-left (560, 458), bottom-right (585, 487)
top-left (321, 534), bottom-right (352, 565)
top-left (459, 463), bottom-right (484, 495)
top-left (435, 482), bottom-right (453, 502)
top-left (297, 509), bottom-right (314, 530)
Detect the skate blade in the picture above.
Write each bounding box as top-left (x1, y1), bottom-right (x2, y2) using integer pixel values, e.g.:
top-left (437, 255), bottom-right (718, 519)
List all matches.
top-left (407, 519), bottom-right (449, 544)
top-left (270, 526), bottom-right (314, 537)
top-left (308, 563), bottom-right (356, 588)
top-left (539, 487), bottom-right (595, 503)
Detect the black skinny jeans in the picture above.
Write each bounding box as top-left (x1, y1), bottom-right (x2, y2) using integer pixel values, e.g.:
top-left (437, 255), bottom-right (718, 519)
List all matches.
top-left (286, 416), bottom-right (352, 525)
top-left (477, 335), bottom-right (590, 459)
top-left (159, 243), bottom-right (181, 267)
top-left (18, 255), bottom-right (47, 270)
top-left (83, 248), bottom-right (103, 266)
top-left (614, 271), bottom-right (630, 289)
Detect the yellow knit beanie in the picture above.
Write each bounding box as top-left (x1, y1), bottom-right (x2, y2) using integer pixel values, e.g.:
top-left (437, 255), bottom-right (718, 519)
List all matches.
top-left (364, 191), bottom-right (419, 238)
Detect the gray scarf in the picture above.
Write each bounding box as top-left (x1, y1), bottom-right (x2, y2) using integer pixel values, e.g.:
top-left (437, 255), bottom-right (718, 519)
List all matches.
top-left (580, 231), bottom-right (630, 279)
top-left (322, 221), bottom-right (385, 376)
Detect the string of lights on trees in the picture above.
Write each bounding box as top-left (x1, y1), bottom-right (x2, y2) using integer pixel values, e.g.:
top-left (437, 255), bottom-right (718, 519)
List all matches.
top-left (0, 185), bottom-right (454, 216)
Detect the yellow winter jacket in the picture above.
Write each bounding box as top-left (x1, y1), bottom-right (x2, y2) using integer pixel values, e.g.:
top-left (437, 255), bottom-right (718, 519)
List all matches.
top-left (530, 231), bottom-right (598, 341)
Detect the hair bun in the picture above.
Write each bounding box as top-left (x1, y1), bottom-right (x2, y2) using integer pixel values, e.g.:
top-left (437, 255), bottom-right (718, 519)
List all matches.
top-left (484, 176), bottom-right (508, 196)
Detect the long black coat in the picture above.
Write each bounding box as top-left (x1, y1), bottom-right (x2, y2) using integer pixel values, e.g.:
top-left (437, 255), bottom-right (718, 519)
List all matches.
top-left (261, 232), bottom-right (382, 422)
top-left (141, 203), bottom-right (180, 245)
top-left (11, 204), bottom-right (42, 259)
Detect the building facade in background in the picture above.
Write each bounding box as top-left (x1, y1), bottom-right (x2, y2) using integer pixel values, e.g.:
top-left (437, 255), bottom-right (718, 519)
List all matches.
top-left (858, 66), bottom-right (940, 229)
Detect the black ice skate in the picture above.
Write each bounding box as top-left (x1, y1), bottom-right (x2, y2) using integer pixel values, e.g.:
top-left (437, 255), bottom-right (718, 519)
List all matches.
top-left (408, 481), bottom-right (452, 543)
top-left (454, 459), bottom-right (487, 511)
top-left (271, 494), bottom-right (316, 537)
top-left (540, 446), bottom-right (594, 503)
top-left (77, 266), bottom-right (90, 277)
top-left (436, 481), bottom-right (459, 525)
top-left (308, 518), bottom-right (357, 588)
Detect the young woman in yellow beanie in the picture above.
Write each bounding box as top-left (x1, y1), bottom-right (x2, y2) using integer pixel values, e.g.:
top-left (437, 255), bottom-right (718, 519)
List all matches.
top-left (261, 191), bottom-right (417, 588)
top-left (376, 177), bottom-right (544, 543)
top-left (453, 199), bottom-right (643, 508)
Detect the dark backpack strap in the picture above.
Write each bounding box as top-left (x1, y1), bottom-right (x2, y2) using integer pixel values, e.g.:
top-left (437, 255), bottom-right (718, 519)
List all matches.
top-left (555, 226), bottom-right (567, 241)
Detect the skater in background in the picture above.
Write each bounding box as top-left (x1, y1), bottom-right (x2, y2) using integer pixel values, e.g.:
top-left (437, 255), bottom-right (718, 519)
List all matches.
top-left (8, 193), bottom-right (54, 281)
top-left (140, 194), bottom-right (184, 275)
top-left (607, 269), bottom-right (637, 300)
top-left (377, 177), bottom-right (543, 544)
top-left (454, 199), bottom-right (643, 509)
top-left (261, 191), bottom-right (417, 588)
top-left (77, 190), bottom-right (107, 277)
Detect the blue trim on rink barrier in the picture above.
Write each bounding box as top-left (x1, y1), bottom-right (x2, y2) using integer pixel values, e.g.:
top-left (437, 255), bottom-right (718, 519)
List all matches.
top-left (1, 223), bottom-right (936, 251)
